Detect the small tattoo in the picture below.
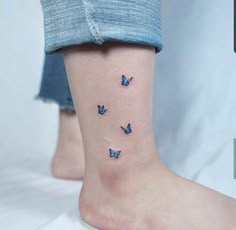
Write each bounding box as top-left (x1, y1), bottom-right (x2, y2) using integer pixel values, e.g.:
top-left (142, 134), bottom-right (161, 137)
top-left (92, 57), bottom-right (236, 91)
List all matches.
top-left (109, 148), bottom-right (121, 159)
top-left (121, 75), bottom-right (133, 86)
top-left (120, 123), bottom-right (132, 134)
top-left (98, 105), bottom-right (107, 115)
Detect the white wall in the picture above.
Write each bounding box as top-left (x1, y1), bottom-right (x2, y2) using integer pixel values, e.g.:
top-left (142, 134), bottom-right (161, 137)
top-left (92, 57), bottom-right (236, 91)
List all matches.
top-left (154, 0), bottom-right (236, 196)
top-left (0, 1), bottom-right (58, 166)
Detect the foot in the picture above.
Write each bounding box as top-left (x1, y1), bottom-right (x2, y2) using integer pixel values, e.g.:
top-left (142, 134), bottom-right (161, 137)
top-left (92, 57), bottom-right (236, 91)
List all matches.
top-left (51, 110), bottom-right (85, 180)
top-left (79, 155), bottom-right (236, 230)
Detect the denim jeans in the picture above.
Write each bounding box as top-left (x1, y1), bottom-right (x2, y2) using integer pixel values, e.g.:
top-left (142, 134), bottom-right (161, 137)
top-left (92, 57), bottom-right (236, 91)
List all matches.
top-left (39, 0), bottom-right (163, 110)
top-left (36, 54), bottom-right (75, 111)
top-left (40, 0), bottom-right (163, 54)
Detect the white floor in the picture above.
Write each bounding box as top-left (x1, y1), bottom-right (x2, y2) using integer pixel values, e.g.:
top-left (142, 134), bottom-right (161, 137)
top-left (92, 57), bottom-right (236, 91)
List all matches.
top-left (0, 0), bottom-right (236, 229)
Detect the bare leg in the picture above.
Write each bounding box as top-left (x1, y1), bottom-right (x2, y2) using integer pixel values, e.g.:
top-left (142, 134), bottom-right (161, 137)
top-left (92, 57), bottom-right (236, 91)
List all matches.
top-left (51, 110), bottom-right (85, 180)
top-left (64, 42), bottom-right (236, 230)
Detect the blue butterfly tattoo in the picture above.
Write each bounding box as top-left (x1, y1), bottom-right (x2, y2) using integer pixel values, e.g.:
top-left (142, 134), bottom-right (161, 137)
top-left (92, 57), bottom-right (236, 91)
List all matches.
top-left (109, 148), bottom-right (121, 159)
top-left (97, 105), bottom-right (107, 115)
top-left (121, 75), bottom-right (133, 86)
top-left (120, 123), bottom-right (132, 134)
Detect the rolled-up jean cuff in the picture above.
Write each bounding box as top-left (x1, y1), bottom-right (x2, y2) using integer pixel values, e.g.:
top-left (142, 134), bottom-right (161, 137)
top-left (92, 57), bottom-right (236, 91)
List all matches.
top-left (40, 0), bottom-right (163, 54)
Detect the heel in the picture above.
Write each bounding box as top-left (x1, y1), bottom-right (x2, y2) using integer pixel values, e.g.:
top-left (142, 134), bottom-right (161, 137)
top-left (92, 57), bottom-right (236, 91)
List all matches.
top-left (80, 218), bottom-right (100, 230)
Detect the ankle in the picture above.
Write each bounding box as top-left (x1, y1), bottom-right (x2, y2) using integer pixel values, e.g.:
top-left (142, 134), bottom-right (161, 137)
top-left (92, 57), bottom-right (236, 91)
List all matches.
top-left (85, 137), bottom-right (161, 194)
top-left (79, 145), bottom-right (165, 229)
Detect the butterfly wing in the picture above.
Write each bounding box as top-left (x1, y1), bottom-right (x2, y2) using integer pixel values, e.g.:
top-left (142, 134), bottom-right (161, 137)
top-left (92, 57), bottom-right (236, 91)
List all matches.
top-left (121, 75), bottom-right (128, 86)
top-left (109, 149), bottom-right (115, 158)
top-left (98, 105), bottom-right (101, 114)
top-left (98, 105), bottom-right (106, 114)
top-left (127, 123), bottom-right (132, 133)
top-left (114, 151), bottom-right (121, 159)
top-left (129, 77), bottom-right (133, 82)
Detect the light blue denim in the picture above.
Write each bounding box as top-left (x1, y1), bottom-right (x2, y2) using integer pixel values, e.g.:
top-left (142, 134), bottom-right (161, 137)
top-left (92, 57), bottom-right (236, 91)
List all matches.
top-left (40, 0), bottom-right (163, 54)
top-left (38, 0), bottom-right (163, 111)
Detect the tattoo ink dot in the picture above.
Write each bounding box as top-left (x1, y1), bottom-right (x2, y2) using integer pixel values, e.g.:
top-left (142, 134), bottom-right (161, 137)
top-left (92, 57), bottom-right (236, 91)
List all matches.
top-left (97, 105), bottom-right (107, 115)
top-left (120, 123), bottom-right (132, 134)
top-left (121, 75), bottom-right (133, 86)
top-left (109, 148), bottom-right (121, 159)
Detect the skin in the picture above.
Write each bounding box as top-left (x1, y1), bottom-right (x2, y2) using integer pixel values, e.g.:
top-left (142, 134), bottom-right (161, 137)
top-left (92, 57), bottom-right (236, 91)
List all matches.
top-left (62, 42), bottom-right (236, 230)
top-left (51, 110), bottom-right (85, 180)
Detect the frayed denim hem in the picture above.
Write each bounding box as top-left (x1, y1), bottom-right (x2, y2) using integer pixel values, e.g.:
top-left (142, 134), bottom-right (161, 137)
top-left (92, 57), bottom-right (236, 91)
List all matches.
top-left (34, 94), bottom-right (76, 112)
